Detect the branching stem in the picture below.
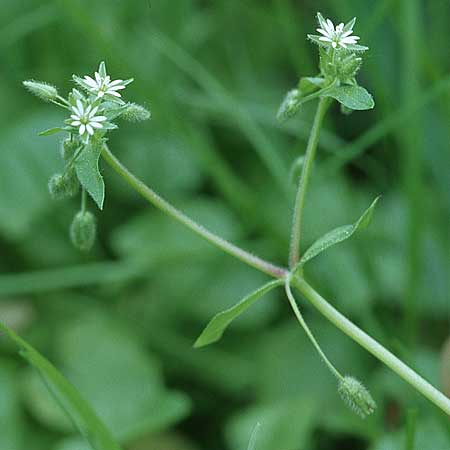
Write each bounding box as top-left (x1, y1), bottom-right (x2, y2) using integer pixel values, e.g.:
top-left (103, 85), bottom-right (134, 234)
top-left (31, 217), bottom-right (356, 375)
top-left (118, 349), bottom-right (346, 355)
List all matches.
top-left (101, 145), bottom-right (287, 279)
top-left (293, 277), bottom-right (450, 416)
top-left (101, 143), bottom-right (450, 417)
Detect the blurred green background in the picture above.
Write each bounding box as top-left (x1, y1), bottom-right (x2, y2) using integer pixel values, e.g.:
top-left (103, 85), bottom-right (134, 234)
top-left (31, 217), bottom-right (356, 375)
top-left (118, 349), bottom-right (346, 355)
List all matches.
top-left (0, 0), bottom-right (449, 449)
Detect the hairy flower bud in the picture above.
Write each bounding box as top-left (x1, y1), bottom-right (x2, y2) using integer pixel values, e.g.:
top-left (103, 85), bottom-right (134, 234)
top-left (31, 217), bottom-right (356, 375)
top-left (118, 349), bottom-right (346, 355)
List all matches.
top-left (70, 211), bottom-right (96, 252)
top-left (48, 170), bottom-right (79, 200)
top-left (338, 376), bottom-right (376, 419)
top-left (277, 89), bottom-right (301, 122)
top-left (121, 103), bottom-right (151, 122)
top-left (23, 80), bottom-right (58, 102)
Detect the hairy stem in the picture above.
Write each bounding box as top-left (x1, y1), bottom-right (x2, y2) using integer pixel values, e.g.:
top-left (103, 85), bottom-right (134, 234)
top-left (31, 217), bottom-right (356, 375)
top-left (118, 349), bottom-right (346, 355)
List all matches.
top-left (289, 97), bottom-right (330, 268)
top-left (285, 276), bottom-right (342, 380)
top-left (101, 145), bottom-right (287, 279)
top-left (293, 277), bottom-right (450, 416)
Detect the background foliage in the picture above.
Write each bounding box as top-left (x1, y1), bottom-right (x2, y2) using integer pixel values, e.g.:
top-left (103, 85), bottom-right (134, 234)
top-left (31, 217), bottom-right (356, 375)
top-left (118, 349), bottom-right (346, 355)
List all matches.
top-left (0, 0), bottom-right (449, 449)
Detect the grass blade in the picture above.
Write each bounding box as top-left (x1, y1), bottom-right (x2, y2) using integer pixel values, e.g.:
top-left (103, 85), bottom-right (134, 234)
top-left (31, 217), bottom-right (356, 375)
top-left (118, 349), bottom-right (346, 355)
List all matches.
top-left (0, 322), bottom-right (122, 450)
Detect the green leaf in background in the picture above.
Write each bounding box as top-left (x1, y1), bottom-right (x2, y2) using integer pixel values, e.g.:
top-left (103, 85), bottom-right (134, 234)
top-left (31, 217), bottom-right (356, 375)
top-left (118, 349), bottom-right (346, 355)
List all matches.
top-left (0, 321), bottom-right (123, 450)
top-left (22, 312), bottom-right (190, 445)
top-left (227, 398), bottom-right (318, 450)
top-left (299, 196), bottom-right (380, 267)
top-left (194, 280), bottom-right (283, 348)
top-left (38, 127), bottom-right (65, 136)
top-left (75, 142), bottom-right (105, 209)
top-left (322, 85), bottom-right (375, 110)
top-left (0, 361), bottom-right (23, 450)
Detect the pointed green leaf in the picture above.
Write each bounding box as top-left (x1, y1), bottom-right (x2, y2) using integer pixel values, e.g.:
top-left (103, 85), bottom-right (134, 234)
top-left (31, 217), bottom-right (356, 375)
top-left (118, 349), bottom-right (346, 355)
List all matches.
top-left (75, 142), bottom-right (105, 210)
top-left (98, 61), bottom-right (107, 78)
top-left (322, 85), bottom-right (374, 110)
top-left (39, 127), bottom-right (64, 136)
top-left (0, 322), bottom-right (122, 450)
top-left (194, 280), bottom-right (283, 348)
top-left (299, 196), bottom-right (380, 267)
top-left (323, 85), bottom-right (374, 110)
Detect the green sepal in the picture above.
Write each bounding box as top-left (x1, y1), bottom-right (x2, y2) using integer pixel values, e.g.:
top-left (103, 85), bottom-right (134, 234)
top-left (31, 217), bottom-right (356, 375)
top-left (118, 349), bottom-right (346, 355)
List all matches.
top-left (298, 77), bottom-right (325, 95)
top-left (39, 127), bottom-right (66, 136)
top-left (74, 141), bottom-right (105, 210)
top-left (322, 85), bottom-right (374, 110)
top-left (298, 196), bottom-right (380, 267)
top-left (194, 280), bottom-right (283, 348)
top-left (0, 321), bottom-right (123, 450)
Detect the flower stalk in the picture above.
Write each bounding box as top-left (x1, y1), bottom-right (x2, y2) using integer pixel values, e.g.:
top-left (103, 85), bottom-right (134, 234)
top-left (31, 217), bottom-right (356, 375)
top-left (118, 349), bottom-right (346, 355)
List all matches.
top-left (101, 145), bottom-right (287, 279)
top-left (289, 96), bottom-right (330, 268)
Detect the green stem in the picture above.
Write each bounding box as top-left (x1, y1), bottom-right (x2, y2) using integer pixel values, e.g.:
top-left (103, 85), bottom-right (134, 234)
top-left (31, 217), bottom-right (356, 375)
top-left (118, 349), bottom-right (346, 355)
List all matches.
top-left (285, 276), bottom-right (342, 380)
top-left (289, 97), bottom-right (330, 268)
top-left (81, 188), bottom-right (87, 213)
top-left (293, 277), bottom-right (450, 416)
top-left (101, 145), bottom-right (287, 279)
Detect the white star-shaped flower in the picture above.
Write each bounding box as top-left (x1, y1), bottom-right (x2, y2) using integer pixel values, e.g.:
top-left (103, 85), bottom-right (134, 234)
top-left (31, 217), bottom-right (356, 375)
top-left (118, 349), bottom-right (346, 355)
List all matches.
top-left (83, 72), bottom-right (127, 98)
top-left (317, 16), bottom-right (359, 49)
top-left (70, 100), bottom-right (107, 136)
top-left (308, 14), bottom-right (367, 51)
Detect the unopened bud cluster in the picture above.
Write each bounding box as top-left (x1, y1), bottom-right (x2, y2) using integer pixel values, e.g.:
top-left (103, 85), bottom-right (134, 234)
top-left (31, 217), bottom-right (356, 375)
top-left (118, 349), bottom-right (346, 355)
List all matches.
top-left (24, 61), bottom-right (151, 252)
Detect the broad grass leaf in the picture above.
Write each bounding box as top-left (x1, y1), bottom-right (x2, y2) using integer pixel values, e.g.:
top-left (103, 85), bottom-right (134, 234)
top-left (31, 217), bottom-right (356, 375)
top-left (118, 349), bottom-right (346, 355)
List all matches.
top-left (75, 142), bottom-right (105, 209)
top-left (194, 280), bottom-right (283, 348)
top-left (299, 196), bottom-right (380, 266)
top-left (323, 85), bottom-right (375, 110)
top-left (0, 362), bottom-right (23, 450)
top-left (0, 321), bottom-right (122, 450)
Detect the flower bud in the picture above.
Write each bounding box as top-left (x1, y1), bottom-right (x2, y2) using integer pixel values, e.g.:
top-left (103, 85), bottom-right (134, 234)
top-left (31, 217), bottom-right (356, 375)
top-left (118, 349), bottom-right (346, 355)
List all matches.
top-left (70, 211), bottom-right (96, 252)
top-left (23, 80), bottom-right (58, 102)
top-left (277, 89), bottom-right (301, 122)
top-left (338, 376), bottom-right (376, 419)
top-left (60, 138), bottom-right (80, 160)
top-left (48, 170), bottom-right (79, 200)
top-left (121, 103), bottom-right (151, 122)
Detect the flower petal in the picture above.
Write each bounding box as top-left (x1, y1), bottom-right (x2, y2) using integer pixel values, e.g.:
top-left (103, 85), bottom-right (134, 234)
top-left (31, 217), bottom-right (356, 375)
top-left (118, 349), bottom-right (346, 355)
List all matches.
top-left (86, 124), bottom-right (94, 135)
top-left (317, 28), bottom-right (330, 37)
top-left (79, 124), bottom-right (86, 135)
top-left (108, 79), bottom-right (124, 86)
top-left (90, 121), bottom-right (103, 129)
top-left (90, 115), bottom-right (107, 122)
top-left (84, 76), bottom-right (98, 88)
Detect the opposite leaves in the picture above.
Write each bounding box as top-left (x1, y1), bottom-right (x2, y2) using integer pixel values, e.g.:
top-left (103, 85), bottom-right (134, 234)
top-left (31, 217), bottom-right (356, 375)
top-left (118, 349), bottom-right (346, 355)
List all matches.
top-left (194, 280), bottom-right (283, 348)
top-left (0, 322), bottom-right (122, 450)
top-left (298, 196), bottom-right (380, 267)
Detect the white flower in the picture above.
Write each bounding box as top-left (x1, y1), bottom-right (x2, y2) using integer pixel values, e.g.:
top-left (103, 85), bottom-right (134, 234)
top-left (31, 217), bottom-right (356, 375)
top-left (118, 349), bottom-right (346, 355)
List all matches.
top-left (313, 14), bottom-right (362, 50)
top-left (83, 72), bottom-right (127, 98)
top-left (70, 100), bottom-right (107, 136)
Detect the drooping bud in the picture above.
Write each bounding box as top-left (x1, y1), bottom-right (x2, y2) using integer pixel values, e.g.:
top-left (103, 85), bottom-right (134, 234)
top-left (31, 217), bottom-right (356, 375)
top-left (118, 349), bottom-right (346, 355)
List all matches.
top-left (23, 80), bottom-right (58, 102)
top-left (70, 211), bottom-right (96, 252)
top-left (277, 89), bottom-right (301, 122)
top-left (48, 170), bottom-right (79, 200)
top-left (338, 376), bottom-right (376, 419)
top-left (121, 103), bottom-right (151, 122)
top-left (60, 138), bottom-right (80, 160)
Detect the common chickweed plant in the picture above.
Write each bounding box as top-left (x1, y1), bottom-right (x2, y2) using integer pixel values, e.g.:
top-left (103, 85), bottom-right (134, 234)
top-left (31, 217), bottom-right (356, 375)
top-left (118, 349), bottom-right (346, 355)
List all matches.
top-left (1, 11), bottom-right (449, 450)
